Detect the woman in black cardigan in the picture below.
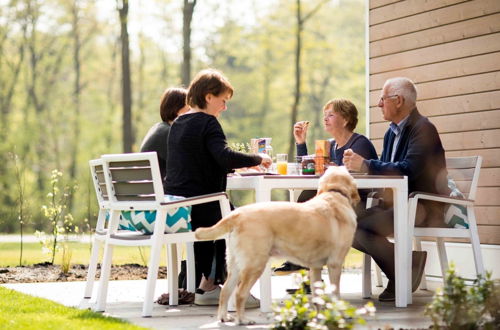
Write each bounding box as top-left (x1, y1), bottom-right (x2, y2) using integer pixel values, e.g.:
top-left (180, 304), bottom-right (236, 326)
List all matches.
top-left (165, 69), bottom-right (271, 306)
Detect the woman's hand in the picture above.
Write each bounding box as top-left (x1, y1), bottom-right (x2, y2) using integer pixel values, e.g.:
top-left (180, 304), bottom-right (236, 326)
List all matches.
top-left (293, 121), bottom-right (309, 144)
top-left (258, 153), bottom-right (273, 169)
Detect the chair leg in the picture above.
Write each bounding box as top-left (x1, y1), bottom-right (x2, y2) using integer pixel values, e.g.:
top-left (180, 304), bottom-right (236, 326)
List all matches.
top-left (375, 264), bottom-right (383, 287)
top-left (467, 207), bottom-right (485, 277)
top-left (94, 209), bottom-right (120, 312)
top-left (84, 237), bottom-right (102, 298)
top-left (186, 242), bottom-right (196, 293)
top-left (413, 237), bottom-right (427, 290)
top-left (94, 242), bottom-right (114, 312)
top-left (362, 253), bottom-right (372, 298)
top-left (142, 209), bottom-right (167, 317)
top-left (436, 238), bottom-right (449, 285)
top-left (167, 243), bottom-right (179, 306)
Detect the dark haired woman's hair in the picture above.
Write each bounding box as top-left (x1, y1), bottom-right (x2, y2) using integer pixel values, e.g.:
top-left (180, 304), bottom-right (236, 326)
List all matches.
top-left (323, 98), bottom-right (359, 131)
top-left (186, 69), bottom-right (234, 109)
top-left (160, 87), bottom-right (187, 123)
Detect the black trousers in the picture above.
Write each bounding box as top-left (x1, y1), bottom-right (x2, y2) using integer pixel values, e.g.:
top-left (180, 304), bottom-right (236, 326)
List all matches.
top-left (353, 199), bottom-right (445, 283)
top-left (190, 201), bottom-right (228, 287)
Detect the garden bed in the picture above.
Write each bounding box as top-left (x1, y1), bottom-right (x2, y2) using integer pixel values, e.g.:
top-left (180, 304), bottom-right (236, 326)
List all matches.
top-left (0, 263), bottom-right (166, 283)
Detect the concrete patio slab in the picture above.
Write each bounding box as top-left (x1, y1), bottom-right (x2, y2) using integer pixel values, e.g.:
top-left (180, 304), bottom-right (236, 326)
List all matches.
top-left (2, 270), bottom-right (435, 329)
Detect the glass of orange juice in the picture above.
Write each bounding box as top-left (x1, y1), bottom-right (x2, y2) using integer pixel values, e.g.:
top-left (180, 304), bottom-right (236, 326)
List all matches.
top-left (276, 154), bottom-right (288, 175)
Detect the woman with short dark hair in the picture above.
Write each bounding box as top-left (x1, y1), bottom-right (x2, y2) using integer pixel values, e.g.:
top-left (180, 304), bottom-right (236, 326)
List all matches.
top-left (165, 69), bottom-right (271, 307)
top-left (140, 87), bottom-right (188, 184)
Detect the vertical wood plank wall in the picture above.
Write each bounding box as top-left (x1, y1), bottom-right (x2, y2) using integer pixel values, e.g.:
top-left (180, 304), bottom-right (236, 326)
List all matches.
top-left (367, 0), bottom-right (500, 244)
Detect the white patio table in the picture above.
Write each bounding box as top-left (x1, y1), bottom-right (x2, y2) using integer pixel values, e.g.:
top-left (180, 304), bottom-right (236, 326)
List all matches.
top-left (226, 173), bottom-right (411, 311)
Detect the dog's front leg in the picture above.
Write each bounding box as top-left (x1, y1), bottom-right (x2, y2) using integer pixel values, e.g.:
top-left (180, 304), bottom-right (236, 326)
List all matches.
top-left (309, 267), bottom-right (323, 294)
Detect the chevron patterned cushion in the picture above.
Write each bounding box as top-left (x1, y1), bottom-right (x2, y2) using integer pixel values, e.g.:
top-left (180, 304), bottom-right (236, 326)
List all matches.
top-left (106, 195), bottom-right (192, 234)
top-left (444, 177), bottom-right (468, 229)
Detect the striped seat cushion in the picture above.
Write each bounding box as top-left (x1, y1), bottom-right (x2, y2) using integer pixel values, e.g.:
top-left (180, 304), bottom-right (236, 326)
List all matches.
top-left (107, 195), bottom-right (192, 234)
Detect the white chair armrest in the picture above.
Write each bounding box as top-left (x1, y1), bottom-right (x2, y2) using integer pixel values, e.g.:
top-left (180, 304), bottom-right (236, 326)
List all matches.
top-left (408, 191), bottom-right (474, 206)
top-left (161, 192), bottom-right (228, 208)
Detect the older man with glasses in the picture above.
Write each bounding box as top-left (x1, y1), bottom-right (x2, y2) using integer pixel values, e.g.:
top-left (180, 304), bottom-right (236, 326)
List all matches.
top-left (343, 77), bottom-right (450, 302)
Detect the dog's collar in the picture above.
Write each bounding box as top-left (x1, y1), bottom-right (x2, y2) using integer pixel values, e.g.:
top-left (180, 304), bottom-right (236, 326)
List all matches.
top-left (327, 188), bottom-right (349, 201)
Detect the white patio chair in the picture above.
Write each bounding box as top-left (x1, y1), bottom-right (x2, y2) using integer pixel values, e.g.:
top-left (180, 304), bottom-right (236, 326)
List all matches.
top-left (91, 152), bottom-right (231, 317)
top-left (85, 158), bottom-right (197, 301)
top-left (411, 156), bottom-right (485, 287)
top-left (362, 156), bottom-right (485, 298)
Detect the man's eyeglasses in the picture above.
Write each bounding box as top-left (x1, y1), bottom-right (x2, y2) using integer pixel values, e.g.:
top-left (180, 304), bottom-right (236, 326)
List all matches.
top-left (379, 94), bottom-right (398, 104)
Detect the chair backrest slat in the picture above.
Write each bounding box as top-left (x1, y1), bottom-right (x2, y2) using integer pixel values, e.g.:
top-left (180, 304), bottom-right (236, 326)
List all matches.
top-left (115, 195), bottom-right (156, 201)
top-left (109, 160), bottom-right (151, 167)
top-left (446, 156), bottom-right (481, 200)
top-left (113, 181), bottom-right (155, 195)
top-left (446, 156), bottom-right (478, 169)
top-left (109, 168), bottom-right (153, 181)
top-left (447, 168), bottom-right (475, 181)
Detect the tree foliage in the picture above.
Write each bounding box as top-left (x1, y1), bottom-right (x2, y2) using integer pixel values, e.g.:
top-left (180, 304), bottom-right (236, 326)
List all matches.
top-left (0, 0), bottom-right (366, 233)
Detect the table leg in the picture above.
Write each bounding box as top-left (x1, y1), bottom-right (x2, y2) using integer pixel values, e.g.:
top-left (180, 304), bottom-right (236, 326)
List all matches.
top-left (394, 185), bottom-right (410, 307)
top-left (255, 186), bottom-right (273, 313)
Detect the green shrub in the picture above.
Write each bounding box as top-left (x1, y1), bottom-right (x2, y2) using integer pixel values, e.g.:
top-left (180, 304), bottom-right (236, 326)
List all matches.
top-left (272, 271), bottom-right (375, 330)
top-left (425, 264), bottom-right (499, 329)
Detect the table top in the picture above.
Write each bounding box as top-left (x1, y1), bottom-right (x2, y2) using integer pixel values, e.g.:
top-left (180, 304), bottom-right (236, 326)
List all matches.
top-left (229, 173), bottom-right (405, 179)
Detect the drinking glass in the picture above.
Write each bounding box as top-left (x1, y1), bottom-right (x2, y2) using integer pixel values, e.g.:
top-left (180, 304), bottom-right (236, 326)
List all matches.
top-left (276, 154), bottom-right (288, 175)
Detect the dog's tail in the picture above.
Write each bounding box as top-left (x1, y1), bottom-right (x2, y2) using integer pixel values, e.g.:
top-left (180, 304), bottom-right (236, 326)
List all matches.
top-left (194, 213), bottom-right (239, 240)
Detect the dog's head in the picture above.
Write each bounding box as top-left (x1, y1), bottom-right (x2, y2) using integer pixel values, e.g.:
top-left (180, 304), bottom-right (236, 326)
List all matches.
top-left (317, 166), bottom-right (360, 206)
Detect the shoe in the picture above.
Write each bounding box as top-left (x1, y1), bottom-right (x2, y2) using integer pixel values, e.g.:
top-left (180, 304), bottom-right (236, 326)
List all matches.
top-left (244, 294), bottom-right (260, 309)
top-left (273, 262), bottom-right (309, 276)
top-left (155, 289), bottom-right (194, 305)
top-left (412, 251), bottom-right (427, 292)
top-left (378, 251), bottom-right (427, 302)
top-left (378, 286), bottom-right (395, 302)
top-left (194, 286), bottom-right (221, 306)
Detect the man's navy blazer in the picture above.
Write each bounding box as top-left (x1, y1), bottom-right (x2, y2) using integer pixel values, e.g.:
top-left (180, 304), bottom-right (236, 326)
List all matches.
top-left (366, 109), bottom-right (449, 196)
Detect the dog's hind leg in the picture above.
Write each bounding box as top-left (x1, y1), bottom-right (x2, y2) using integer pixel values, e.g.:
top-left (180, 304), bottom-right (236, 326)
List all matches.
top-left (218, 262), bottom-right (239, 322)
top-left (235, 265), bottom-right (265, 325)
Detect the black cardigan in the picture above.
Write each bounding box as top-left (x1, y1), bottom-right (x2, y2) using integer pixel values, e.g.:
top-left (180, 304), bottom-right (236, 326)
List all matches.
top-left (165, 112), bottom-right (261, 197)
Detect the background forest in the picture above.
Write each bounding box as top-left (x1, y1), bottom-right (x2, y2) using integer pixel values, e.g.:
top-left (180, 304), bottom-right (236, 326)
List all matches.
top-left (0, 0), bottom-right (365, 233)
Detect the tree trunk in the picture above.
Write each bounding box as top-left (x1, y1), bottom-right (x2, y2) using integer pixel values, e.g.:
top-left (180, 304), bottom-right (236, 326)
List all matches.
top-left (135, 31), bottom-right (145, 139)
top-left (258, 46), bottom-right (272, 137)
top-left (287, 0), bottom-right (330, 157)
top-left (118, 0), bottom-right (133, 153)
top-left (287, 0), bottom-right (303, 158)
top-left (181, 0), bottom-right (196, 87)
top-left (68, 0), bottom-right (82, 212)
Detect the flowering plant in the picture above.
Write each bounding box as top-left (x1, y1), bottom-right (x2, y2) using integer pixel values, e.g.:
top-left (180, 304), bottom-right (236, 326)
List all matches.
top-left (272, 271), bottom-right (375, 329)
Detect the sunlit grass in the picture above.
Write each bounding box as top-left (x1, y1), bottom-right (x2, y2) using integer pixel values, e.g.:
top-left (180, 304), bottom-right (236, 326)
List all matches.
top-left (0, 286), bottom-right (146, 330)
top-left (0, 241), bottom-right (171, 268)
top-left (1, 240), bottom-right (363, 269)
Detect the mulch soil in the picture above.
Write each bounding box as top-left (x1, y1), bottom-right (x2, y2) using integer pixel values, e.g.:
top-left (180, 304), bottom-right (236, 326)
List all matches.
top-left (0, 263), bottom-right (167, 284)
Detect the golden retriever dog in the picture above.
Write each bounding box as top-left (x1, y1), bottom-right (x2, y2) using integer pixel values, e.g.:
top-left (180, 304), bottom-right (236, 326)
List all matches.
top-left (195, 166), bottom-right (360, 325)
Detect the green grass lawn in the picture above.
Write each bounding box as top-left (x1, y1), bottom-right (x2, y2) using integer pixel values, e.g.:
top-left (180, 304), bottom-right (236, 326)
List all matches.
top-left (1, 240), bottom-right (364, 269)
top-left (0, 241), bottom-right (170, 268)
top-left (0, 286), bottom-right (146, 330)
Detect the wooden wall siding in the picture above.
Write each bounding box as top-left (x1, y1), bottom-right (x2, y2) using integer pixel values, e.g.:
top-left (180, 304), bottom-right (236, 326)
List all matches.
top-left (368, 0), bottom-right (500, 245)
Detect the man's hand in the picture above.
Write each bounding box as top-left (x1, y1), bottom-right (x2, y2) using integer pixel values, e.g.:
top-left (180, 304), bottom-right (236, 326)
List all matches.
top-left (293, 121), bottom-right (309, 144)
top-left (343, 148), bottom-right (366, 172)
